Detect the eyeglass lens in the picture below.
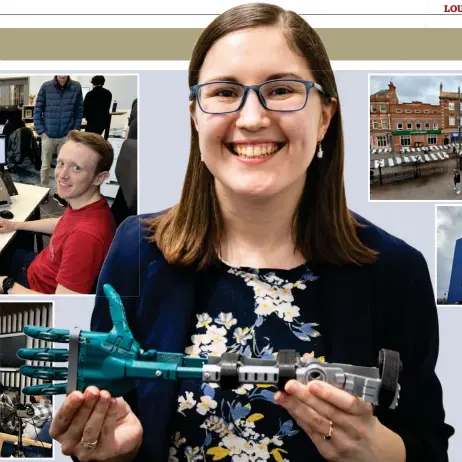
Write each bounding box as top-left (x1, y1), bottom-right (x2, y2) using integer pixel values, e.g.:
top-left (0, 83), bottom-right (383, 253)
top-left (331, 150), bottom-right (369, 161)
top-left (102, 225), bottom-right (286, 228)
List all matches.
top-left (198, 80), bottom-right (309, 113)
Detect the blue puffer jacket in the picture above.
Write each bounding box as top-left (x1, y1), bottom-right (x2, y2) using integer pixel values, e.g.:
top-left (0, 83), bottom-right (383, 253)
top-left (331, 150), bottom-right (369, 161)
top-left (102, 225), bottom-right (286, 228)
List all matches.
top-left (33, 77), bottom-right (83, 138)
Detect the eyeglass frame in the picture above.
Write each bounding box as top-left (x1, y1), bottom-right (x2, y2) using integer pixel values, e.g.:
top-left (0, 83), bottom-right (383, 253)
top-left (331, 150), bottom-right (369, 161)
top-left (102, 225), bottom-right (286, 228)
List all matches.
top-left (189, 79), bottom-right (327, 114)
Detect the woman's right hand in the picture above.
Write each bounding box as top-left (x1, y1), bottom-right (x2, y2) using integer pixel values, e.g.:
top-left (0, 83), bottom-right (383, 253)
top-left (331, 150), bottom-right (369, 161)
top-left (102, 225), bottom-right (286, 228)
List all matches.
top-left (50, 386), bottom-right (143, 462)
top-left (0, 219), bottom-right (18, 233)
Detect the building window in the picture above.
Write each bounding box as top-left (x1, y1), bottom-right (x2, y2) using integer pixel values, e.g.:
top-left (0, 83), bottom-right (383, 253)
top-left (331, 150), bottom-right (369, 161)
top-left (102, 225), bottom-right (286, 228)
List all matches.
top-left (377, 136), bottom-right (387, 147)
top-left (405, 109), bottom-right (412, 113)
top-left (397, 120), bottom-right (403, 130)
top-left (415, 109), bottom-right (421, 113)
top-left (433, 120), bottom-right (438, 129)
top-left (425, 120), bottom-right (430, 130)
top-left (372, 120), bottom-right (378, 129)
top-left (396, 109), bottom-right (402, 113)
top-left (450, 116), bottom-right (456, 126)
top-left (433, 110), bottom-right (438, 113)
top-left (380, 104), bottom-right (386, 113)
top-left (407, 120), bottom-right (412, 129)
top-left (400, 135), bottom-right (411, 146)
top-left (416, 120), bottom-right (421, 130)
top-left (371, 104), bottom-right (376, 113)
top-left (428, 134), bottom-right (437, 144)
top-left (381, 119), bottom-right (388, 129)
top-left (424, 109), bottom-right (430, 113)
top-left (449, 102), bottom-right (455, 111)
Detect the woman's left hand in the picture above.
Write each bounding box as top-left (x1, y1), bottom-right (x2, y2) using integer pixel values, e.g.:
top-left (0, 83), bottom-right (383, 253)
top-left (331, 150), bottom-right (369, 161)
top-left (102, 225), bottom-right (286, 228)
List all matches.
top-left (274, 380), bottom-right (406, 462)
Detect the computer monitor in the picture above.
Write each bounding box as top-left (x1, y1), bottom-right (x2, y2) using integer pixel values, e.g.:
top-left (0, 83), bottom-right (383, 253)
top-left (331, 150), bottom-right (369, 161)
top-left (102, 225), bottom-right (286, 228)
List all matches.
top-left (0, 135), bottom-right (5, 165)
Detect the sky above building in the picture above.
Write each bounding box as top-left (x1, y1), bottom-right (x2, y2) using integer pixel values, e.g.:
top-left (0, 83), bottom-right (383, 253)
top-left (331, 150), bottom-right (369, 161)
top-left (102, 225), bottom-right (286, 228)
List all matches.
top-left (370, 75), bottom-right (462, 105)
top-left (437, 206), bottom-right (462, 298)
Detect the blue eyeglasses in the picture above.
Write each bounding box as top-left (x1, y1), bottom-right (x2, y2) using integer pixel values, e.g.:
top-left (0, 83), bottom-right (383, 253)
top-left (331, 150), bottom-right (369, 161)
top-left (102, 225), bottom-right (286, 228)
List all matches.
top-left (189, 79), bottom-right (326, 114)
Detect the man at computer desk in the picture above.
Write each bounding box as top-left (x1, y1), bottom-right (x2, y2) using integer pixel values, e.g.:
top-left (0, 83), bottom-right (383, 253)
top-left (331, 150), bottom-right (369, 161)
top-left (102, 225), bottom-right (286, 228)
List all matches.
top-left (0, 131), bottom-right (116, 295)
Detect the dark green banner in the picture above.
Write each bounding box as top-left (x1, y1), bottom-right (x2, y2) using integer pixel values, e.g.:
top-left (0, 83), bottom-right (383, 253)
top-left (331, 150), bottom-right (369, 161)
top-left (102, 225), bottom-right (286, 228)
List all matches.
top-left (391, 130), bottom-right (442, 135)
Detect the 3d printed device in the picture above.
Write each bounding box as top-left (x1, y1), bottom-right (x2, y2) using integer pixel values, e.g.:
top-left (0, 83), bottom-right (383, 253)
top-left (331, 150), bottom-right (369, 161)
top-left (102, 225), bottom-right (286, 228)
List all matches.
top-left (17, 285), bottom-right (402, 410)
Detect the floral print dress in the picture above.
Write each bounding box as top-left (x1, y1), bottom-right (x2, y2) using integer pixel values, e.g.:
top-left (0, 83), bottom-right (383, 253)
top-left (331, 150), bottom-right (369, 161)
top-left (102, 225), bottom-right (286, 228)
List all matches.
top-left (169, 261), bottom-right (326, 462)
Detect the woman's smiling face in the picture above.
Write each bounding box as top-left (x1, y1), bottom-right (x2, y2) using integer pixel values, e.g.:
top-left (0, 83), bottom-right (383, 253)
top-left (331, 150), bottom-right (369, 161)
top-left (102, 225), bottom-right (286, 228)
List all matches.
top-left (191, 25), bottom-right (335, 200)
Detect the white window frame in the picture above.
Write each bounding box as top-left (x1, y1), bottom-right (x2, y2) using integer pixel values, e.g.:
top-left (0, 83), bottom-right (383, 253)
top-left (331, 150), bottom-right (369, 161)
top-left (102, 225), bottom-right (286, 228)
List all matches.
top-left (381, 119), bottom-right (388, 129)
top-left (371, 104), bottom-right (376, 113)
top-left (416, 120), bottom-right (421, 130)
top-left (433, 120), bottom-right (438, 129)
top-left (380, 104), bottom-right (386, 113)
top-left (424, 109), bottom-right (430, 113)
top-left (396, 109), bottom-right (402, 113)
top-left (377, 136), bottom-right (387, 147)
top-left (425, 120), bottom-right (430, 130)
top-left (450, 116), bottom-right (456, 126)
top-left (400, 135), bottom-right (411, 146)
top-left (428, 134), bottom-right (437, 144)
top-left (397, 120), bottom-right (403, 130)
top-left (405, 109), bottom-right (412, 113)
top-left (415, 109), bottom-right (421, 113)
top-left (372, 120), bottom-right (378, 129)
top-left (449, 102), bottom-right (455, 111)
top-left (407, 120), bottom-right (412, 129)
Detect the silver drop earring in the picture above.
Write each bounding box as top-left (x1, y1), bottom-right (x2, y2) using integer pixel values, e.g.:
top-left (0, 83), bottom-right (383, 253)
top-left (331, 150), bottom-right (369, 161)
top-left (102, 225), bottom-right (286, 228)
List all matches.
top-left (317, 142), bottom-right (324, 159)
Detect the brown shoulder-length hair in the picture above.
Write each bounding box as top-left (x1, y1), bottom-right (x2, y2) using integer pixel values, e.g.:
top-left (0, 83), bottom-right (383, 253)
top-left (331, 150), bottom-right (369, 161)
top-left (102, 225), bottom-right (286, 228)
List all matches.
top-left (146, 2), bottom-right (377, 268)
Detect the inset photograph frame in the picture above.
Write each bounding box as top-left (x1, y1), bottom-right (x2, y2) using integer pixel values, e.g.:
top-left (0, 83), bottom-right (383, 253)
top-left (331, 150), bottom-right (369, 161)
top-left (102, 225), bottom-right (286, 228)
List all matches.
top-left (369, 73), bottom-right (462, 201)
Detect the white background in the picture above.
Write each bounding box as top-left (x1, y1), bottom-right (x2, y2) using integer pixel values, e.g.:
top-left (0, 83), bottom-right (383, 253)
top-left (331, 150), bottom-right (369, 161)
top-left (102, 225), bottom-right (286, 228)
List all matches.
top-left (0, 0), bottom-right (461, 27)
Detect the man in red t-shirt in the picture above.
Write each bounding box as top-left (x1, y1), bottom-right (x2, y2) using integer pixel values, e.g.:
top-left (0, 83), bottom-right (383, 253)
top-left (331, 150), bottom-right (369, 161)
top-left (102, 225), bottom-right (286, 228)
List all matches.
top-left (0, 130), bottom-right (117, 294)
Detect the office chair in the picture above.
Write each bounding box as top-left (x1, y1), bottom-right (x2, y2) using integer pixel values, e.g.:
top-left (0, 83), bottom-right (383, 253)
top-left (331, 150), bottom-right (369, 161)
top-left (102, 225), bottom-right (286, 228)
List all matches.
top-left (6, 127), bottom-right (41, 182)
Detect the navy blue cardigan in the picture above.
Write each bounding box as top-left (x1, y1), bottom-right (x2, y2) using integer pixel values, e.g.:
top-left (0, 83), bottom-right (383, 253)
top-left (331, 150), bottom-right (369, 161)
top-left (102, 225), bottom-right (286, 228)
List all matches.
top-left (91, 213), bottom-right (454, 462)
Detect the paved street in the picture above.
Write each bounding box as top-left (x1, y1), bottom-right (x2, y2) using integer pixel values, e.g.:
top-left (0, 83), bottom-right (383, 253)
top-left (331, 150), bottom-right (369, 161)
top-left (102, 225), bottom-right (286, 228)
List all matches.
top-left (370, 157), bottom-right (462, 200)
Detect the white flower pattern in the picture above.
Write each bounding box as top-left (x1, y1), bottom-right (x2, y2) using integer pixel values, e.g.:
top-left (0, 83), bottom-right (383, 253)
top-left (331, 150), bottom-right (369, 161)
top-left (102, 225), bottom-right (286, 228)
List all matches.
top-left (177, 391), bottom-right (197, 415)
top-left (170, 264), bottom-right (321, 461)
top-left (196, 396), bottom-right (218, 416)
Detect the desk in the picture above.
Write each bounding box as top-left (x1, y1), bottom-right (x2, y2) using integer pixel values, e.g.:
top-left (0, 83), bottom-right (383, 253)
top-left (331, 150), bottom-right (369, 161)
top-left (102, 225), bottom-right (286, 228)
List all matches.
top-left (0, 183), bottom-right (49, 255)
top-left (25, 114), bottom-right (126, 140)
top-left (0, 431), bottom-right (52, 453)
top-left (104, 112), bottom-right (127, 140)
top-left (25, 121), bottom-right (87, 136)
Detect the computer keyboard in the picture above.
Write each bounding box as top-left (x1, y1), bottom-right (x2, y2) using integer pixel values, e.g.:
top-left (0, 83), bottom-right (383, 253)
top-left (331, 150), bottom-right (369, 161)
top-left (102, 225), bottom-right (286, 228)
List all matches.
top-left (0, 170), bottom-right (18, 196)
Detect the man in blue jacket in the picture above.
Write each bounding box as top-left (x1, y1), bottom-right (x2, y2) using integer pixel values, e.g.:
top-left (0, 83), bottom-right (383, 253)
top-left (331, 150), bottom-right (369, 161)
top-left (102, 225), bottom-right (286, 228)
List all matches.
top-left (33, 75), bottom-right (83, 206)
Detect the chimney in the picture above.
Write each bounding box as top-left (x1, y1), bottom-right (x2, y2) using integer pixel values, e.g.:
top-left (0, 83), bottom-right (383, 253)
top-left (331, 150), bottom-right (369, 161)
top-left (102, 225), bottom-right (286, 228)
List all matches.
top-left (388, 81), bottom-right (398, 103)
top-left (440, 82), bottom-right (443, 94)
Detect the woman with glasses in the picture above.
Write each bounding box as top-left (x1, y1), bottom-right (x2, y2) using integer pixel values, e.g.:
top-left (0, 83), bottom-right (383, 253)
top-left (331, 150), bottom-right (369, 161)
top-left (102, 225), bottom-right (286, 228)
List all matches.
top-left (50, 3), bottom-right (453, 462)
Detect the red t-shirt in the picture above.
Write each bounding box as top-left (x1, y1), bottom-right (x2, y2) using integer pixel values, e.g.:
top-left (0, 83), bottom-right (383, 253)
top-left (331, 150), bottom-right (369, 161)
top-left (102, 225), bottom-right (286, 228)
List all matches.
top-left (27, 198), bottom-right (116, 294)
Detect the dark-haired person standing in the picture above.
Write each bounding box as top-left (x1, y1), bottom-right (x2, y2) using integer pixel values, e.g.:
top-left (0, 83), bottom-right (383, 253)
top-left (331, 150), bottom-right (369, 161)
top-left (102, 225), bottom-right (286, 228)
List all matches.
top-left (83, 76), bottom-right (112, 136)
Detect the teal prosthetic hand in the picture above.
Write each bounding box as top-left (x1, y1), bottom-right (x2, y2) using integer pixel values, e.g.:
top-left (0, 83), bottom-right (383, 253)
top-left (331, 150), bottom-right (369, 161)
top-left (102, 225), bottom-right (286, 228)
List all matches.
top-left (18, 285), bottom-right (401, 410)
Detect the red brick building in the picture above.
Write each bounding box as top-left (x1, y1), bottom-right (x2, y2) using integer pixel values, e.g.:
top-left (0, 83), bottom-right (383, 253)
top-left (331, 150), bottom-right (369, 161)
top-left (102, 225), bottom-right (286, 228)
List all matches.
top-left (390, 101), bottom-right (442, 151)
top-left (370, 82), bottom-right (397, 149)
top-left (439, 82), bottom-right (462, 145)
top-left (370, 81), bottom-right (445, 151)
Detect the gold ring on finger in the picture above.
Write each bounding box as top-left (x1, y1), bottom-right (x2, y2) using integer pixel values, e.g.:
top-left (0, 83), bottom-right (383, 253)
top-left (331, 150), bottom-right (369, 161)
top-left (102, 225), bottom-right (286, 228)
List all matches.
top-left (323, 420), bottom-right (334, 440)
top-left (80, 437), bottom-right (99, 449)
